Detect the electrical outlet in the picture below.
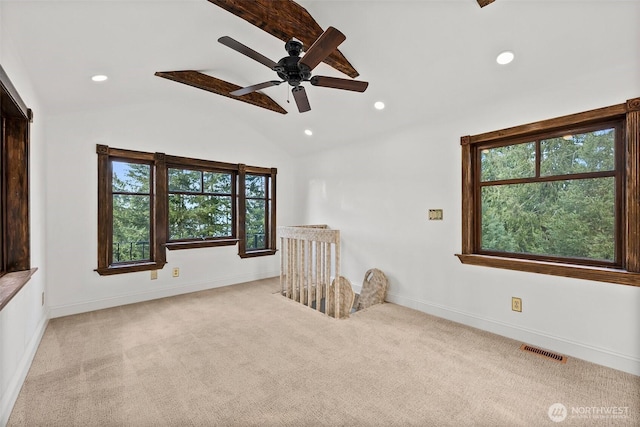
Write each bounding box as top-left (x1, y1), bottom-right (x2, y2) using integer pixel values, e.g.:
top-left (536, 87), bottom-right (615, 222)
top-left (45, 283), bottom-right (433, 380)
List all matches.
top-left (150, 270), bottom-right (158, 280)
top-left (172, 267), bottom-right (180, 278)
top-left (512, 297), bottom-right (522, 312)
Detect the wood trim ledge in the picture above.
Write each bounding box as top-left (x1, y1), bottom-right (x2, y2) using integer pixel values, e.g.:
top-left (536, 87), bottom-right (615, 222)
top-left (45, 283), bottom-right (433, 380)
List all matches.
top-left (0, 268), bottom-right (38, 311)
top-left (456, 254), bottom-right (640, 287)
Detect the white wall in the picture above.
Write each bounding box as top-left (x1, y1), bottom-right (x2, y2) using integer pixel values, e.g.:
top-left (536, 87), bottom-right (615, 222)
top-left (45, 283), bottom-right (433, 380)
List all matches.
top-left (294, 80), bottom-right (640, 374)
top-left (44, 100), bottom-right (299, 318)
top-left (0, 5), bottom-right (49, 424)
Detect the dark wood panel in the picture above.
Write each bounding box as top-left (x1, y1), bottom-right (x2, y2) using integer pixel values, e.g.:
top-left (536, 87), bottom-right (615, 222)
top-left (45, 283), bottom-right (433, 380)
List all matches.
top-left (460, 140), bottom-right (473, 254)
top-left (245, 165), bottom-right (276, 174)
top-left (95, 261), bottom-right (166, 276)
top-left (4, 117), bottom-right (30, 271)
top-left (237, 164), bottom-right (247, 257)
top-left (269, 168), bottom-right (277, 255)
top-left (155, 71), bottom-right (287, 114)
top-left (207, 0), bottom-right (359, 78)
top-left (626, 106), bottom-right (640, 271)
top-left (165, 155), bottom-right (238, 172)
top-left (96, 145), bottom-right (111, 270)
top-left (165, 239), bottom-right (238, 251)
top-left (154, 152), bottom-right (167, 266)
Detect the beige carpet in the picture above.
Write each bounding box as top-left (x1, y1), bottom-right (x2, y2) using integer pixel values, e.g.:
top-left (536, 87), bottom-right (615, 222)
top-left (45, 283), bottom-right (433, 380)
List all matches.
top-left (8, 277), bottom-right (639, 426)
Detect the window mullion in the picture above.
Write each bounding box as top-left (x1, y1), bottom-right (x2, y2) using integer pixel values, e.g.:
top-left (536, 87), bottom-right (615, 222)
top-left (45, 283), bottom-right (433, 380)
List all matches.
top-left (237, 164), bottom-right (247, 256)
top-left (535, 140), bottom-right (541, 178)
top-left (264, 191), bottom-right (270, 249)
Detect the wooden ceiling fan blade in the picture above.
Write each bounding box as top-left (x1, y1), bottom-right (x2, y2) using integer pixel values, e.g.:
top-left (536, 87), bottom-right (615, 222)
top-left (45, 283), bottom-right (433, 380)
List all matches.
top-left (154, 71), bottom-right (287, 114)
top-left (230, 80), bottom-right (282, 96)
top-left (218, 36), bottom-right (278, 70)
top-left (292, 86), bottom-right (311, 113)
top-left (298, 27), bottom-right (346, 72)
top-left (310, 76), bottom-right (368, 92)
top-left (477, 0), bottom-right (495, 7)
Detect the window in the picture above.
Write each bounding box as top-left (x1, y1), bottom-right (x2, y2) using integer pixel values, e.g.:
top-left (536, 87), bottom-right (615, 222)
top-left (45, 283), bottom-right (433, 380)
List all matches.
top-left (0, 64), bottom-right (37, 310)
top-left (0, 65), bottom-right (31, 274)
top-left (96, 147), bottom-right (164, 275)
top-left (479, 123), bottom-right (620, 265)
top-left (166, 166), bottom-right (236, 249)
top-left (96, 146), bottom-right (277, 275)
top-left (457, 97), bottom-right (640, 287)
top-left (238, 166), bottom-right (277, 258)
top-left (112, 160), bottom-right (153, 263)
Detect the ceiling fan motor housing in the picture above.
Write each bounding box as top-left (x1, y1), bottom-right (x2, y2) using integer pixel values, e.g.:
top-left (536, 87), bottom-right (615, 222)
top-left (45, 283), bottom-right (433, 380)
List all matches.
top-left (275, 39), bottom-right (311, 86)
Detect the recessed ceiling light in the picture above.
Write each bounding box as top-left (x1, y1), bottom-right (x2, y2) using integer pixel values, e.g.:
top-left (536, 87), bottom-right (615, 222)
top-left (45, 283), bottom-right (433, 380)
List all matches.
top-left (304, 129), bottom-right (313, 136)
top-left (496, 51), bottom-right (515, 65)
top-left (374, 101), bottom-right (385, 110)
top-left (91, 74), bottom-right (108, 82)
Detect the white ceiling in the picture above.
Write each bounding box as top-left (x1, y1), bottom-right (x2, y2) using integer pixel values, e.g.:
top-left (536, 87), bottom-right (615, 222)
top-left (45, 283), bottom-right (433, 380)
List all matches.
top-left (2, 0), bottom-right (639, 156)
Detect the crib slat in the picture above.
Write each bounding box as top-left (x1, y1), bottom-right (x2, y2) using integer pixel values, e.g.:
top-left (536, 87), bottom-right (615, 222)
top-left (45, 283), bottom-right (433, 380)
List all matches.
top-left (315, 241), bottom-right (321, 311)
top-left (280, 237), bottom-right (285, 297)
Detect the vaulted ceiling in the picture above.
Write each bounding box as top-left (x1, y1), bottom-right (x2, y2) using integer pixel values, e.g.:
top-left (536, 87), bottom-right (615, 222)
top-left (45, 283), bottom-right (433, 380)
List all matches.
top-left (1, 0), bottom-right (638, 156)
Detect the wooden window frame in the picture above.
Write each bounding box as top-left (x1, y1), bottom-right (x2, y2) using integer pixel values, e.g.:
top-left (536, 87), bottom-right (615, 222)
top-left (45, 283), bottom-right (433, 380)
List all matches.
top-left (95, 146), bottom-right (166, 275)
top-left (457, 97), bottom-right (640, 287)
top-left (0, 64), bottom-right (37, 310)
top-left (238, 165), bottom-right (277, 258)
top-left (96, 146), bottom-right (277, 275)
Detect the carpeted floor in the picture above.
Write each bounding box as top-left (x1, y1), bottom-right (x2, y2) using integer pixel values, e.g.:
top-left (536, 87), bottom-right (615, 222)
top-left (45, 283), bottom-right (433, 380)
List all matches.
top-left (7, 277), bottom-right (639, 426)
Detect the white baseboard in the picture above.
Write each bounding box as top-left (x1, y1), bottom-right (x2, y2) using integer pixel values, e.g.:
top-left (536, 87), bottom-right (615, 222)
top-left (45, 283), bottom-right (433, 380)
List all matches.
top-left (385, 292), bottom-right (640, 376)
top-left (49, 270), bottom-right (280, 319)
top-left (1, 312), bottom-right (49, 427)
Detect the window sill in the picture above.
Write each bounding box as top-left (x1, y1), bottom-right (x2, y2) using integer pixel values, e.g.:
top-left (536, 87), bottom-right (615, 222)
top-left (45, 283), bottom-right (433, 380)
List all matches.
top-left (165, 239), bottom-right (239, 251)
top-left (239, 249), bottom-right (277, 259)
top-left (95, 261), bottom-right (166, 276)
top-left (0, 268), bottom-right (38, 311)
top-left (455, 254), bottom-right (640, 287)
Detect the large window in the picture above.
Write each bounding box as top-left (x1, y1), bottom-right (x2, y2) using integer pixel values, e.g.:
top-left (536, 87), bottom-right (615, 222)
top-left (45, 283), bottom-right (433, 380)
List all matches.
top-left (479, 123), bottom-right (620, 265)
top-left (457, 97), bottom-right (640, 286)
top-left (96, 146), bottom-right (276, 275)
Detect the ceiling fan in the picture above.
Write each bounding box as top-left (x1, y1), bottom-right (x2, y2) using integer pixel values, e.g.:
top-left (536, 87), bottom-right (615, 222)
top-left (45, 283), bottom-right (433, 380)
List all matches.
top-left (156, 0), bottom-right (491, 114)
top-left (156, 26), bottom-right (367, 114)
top-left (218, 26), bottom-right (368, 113)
